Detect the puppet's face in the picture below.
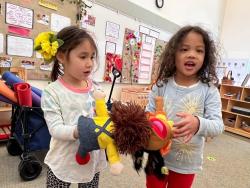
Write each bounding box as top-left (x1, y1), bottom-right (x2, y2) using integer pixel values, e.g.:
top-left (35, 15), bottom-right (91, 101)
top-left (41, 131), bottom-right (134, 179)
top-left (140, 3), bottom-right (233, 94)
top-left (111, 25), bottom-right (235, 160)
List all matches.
top-left (146, 113), bottom-right (173, 151)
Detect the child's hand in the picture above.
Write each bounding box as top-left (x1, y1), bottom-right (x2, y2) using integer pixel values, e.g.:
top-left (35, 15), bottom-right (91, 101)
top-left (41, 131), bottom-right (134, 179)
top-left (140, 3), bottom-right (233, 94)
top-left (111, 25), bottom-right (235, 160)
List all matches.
top-left (93, 89), bottom-right (106, 100)
top-left (73, 127), bottom-right (79, 139)
top-left (173, 112), bottom-right (200, 143)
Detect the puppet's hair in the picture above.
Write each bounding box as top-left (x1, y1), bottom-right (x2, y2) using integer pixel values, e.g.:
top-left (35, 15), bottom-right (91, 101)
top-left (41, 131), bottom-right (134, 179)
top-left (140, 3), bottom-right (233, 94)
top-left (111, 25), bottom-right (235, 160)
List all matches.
top-left (110, 101), bottom-right (151, 154)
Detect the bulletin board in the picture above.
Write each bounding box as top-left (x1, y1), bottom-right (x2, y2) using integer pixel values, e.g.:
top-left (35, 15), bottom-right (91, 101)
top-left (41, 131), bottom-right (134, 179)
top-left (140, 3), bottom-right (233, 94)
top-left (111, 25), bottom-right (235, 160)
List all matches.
top-left (85, 2), bottom-right (173, 83)
top-left (0, 0), bottom-right (77, 80)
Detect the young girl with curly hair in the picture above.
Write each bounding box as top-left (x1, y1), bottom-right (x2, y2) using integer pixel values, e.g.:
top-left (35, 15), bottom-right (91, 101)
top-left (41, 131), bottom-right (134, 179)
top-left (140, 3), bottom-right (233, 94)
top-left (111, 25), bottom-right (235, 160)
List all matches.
top-left (146, 25), bottom-right (224, 188)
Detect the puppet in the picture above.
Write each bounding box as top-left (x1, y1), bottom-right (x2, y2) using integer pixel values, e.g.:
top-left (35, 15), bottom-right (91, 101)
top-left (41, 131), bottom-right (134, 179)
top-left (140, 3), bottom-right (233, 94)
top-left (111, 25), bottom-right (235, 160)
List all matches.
top-left (110, 96), bottom-right (173, 183)
top-left (76, 91), bottom-right (123, 175)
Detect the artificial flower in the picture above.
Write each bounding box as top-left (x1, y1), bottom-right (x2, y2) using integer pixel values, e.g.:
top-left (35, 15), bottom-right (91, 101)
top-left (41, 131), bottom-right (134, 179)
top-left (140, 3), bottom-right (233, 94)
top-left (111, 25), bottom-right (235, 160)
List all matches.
top-left (34, 31), bottom-right (64, 63)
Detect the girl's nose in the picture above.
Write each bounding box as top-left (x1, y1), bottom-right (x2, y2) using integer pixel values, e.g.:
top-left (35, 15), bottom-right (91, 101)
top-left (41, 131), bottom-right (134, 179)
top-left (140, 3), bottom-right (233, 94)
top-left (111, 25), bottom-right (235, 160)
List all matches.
top-left (187, 50), bottom-right (196, 58)
top-left (86, 58), bottom-right (94, 67)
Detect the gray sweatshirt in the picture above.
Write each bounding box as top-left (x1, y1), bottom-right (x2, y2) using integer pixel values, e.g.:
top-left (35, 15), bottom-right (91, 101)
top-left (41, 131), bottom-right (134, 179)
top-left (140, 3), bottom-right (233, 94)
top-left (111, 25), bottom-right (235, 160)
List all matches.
top-left (145, 77), bottom-right (224, 174)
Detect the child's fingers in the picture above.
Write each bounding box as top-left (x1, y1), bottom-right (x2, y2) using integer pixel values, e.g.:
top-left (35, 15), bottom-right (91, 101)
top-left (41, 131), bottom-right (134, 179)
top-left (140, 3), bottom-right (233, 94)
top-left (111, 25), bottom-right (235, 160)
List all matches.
top-left (173, 131), bottom-right (190, 138)
top-left (183, 134), bottom-right (193, 143)
top-left (176, 112), bottom-right (187, 118)
top-left (173, 126), bottom-right (190, 138)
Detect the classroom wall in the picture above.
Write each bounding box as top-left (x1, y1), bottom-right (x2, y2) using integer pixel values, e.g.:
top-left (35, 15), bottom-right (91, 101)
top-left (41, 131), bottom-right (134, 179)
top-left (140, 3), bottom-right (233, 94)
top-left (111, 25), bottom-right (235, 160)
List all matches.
top-left (0, 0), bottom-right (77, 64)
top-left (4, 1), bottom-right (230, 101)
top-left (121, 0), bottom-right (227, 38)
top-left (220, 0), bottom-right (250, 59)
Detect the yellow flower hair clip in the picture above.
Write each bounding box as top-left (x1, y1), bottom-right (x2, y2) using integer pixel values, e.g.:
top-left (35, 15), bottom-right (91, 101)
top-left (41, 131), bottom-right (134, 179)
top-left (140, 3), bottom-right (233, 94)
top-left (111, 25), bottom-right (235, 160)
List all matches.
top-left (34, 32), bottom-right (64, 63)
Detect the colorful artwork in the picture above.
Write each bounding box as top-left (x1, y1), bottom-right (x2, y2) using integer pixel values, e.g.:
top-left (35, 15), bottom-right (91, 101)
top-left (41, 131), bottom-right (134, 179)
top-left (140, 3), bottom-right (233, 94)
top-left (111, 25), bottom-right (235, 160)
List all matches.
top-left (83, 15), bottom-right (96, 26)
top-left (104, 53), bottom-right (122, 83)
top-left (121, 29), bottom-right (142, 84)
top-left (151, 39), bottom-right (167, 83)
top-left (36, 13), bottom-right (50, 25)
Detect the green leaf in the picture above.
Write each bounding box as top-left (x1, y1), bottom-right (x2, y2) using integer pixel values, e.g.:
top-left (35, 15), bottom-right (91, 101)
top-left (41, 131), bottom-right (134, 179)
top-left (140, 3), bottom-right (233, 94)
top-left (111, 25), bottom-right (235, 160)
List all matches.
top-left (57, 39), bottom-right (64, 47)
top-left (34, 45), bottom-right (42, 51)
top-left (50, 34), bottom-right (57, 43)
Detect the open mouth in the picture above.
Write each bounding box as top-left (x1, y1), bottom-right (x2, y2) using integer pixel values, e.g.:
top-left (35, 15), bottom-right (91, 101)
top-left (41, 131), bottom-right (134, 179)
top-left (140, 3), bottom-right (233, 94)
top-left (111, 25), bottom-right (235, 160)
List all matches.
top-left (149, 118), bottom-right (167, 139)
top-left (184, 61), bottom-right (195, 68)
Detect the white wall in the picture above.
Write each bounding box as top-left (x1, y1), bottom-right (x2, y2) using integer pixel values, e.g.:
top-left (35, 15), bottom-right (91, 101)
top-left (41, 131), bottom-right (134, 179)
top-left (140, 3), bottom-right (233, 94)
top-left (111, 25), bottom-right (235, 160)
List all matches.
top-left (128, 0), bottom-right (227, 38)
top-left (30, 0), bottom-right (228, 101)
top-left (220, 0), bottom-right (250, 58)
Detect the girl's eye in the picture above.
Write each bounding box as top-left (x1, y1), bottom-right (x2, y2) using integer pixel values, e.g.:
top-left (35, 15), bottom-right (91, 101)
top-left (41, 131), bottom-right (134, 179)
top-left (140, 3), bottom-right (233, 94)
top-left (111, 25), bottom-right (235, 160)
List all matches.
top-left (197, 49), bottom-right (204, 53)
top-left (91, 56), bottom-right (95, 60)
top-left (81, 56), bottom-right (87, 59)
top-left (180, 48), bottom-right (188, 52)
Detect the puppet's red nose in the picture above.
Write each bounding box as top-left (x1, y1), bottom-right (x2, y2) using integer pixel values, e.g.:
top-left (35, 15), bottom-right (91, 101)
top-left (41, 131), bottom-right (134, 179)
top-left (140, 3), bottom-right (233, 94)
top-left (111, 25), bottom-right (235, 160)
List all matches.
top-left (150, 119), bottom-right (167, 139)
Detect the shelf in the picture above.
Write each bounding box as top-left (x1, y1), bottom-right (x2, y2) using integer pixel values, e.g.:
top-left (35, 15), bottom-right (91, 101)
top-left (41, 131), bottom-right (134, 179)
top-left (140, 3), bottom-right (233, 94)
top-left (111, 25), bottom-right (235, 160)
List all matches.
top-left (0, 107), bottom-right (12, 112)
top-left (231, 99), bottom-right (250, 104)
top-left (221, 84), bottom-right (250, 138)
top-left (225, 126), bottom-right (250, 138)
top-left (222, 110), bottom-right (250, 119)
top-left (221, 84), bottom-right (243, 88)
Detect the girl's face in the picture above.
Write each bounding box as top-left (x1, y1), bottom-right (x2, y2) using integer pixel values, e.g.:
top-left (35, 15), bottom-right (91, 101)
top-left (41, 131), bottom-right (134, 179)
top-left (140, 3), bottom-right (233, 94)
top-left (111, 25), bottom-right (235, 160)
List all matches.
top-left (60, 40), bottom-right (96, 84)
top-left (175, 31), bottom-right (205, 80)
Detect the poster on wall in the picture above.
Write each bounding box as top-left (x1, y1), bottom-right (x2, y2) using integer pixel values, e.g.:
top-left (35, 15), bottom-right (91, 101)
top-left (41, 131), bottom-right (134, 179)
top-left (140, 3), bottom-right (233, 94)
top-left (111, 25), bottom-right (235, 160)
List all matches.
top-left (105, 41), bottom-right (116, 54)
top-left (6, 35), bottom-right (33, 57)
top-left (121, 28), bottom-right (142, 84)
top-left (51, 13), bottom-right (71, 32)
top-left (5, 3), bottom-right (33, 29)
top-left (0, 33), bottom-right (3, 54)
top-left (105, 21), bottom-right (120, 39)
top-left (138, 34), bottom-right (156, 84)
top-left (151, 39), bottom-right (167, 83)
top-left (103, 53), bottom-right (122, 83)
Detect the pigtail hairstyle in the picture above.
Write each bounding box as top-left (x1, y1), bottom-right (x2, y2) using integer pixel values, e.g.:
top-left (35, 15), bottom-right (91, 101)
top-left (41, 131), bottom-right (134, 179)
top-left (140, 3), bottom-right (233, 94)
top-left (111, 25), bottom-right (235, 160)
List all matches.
top-left (156, 25), bottom-right (220, 86)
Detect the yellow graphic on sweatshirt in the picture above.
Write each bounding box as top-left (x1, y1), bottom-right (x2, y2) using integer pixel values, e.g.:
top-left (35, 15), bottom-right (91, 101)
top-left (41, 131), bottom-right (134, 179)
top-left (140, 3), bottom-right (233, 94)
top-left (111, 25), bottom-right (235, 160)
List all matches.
top-left (173, 93), bottom-right (202, 163)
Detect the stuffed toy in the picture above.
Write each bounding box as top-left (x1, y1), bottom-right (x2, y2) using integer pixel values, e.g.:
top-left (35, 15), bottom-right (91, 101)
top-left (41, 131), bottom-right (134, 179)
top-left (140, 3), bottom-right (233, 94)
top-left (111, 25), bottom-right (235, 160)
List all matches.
top-left (110, 96), bottom-right (173, 185)
top-left (75, 91), bottom-right (124, 175)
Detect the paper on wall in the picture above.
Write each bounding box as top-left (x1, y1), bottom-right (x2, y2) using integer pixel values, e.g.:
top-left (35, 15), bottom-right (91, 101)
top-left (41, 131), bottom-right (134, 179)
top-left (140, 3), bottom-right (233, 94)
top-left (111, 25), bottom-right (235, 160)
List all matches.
top-left (6, 3), bottom-right (33, 29)
top-left (140, 57), bottom-right (151, 65)
top-left (0, 33), bottom-right (3, 54)
top-left (7, 35), bottom-right (33, 57)
top-left (139, 72), bottom-right (149, 79)
top-left (105, 41), bottom-right (116, 54)
top-left (105, 21), bottom-right (120, 39)
top-left (51, 13), bottom-right (71, 32)
top-left (140, 65), bottom-right (150, 71)
top-left (141, 50), bottom-right (152, 58)
top-left (142, 43), bottom-right (153, 51)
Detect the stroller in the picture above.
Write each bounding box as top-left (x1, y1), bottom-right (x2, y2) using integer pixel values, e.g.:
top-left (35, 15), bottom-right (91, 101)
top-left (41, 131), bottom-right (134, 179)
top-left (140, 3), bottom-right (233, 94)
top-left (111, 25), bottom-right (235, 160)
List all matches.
top-left (6, 67), bottom-right (121, 181)
top-left (6, 105), bottom-right (51, 181)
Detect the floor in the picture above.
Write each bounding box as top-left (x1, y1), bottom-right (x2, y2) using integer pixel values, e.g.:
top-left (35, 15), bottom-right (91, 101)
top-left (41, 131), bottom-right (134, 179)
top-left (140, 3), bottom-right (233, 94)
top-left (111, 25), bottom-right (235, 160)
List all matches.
top-left (0, 132), bottom-right (249, 188)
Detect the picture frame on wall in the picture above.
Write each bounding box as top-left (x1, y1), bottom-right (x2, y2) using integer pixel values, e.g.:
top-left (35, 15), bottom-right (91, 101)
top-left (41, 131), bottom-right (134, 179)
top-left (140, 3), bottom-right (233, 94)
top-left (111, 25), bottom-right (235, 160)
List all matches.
top-left (5, 2), bottom-right (34, 29)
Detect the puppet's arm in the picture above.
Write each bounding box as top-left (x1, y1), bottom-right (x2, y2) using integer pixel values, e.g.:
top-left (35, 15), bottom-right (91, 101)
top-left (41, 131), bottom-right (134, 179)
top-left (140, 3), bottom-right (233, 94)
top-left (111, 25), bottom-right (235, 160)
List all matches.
top-left (94, 95), bottom-right (123, 175)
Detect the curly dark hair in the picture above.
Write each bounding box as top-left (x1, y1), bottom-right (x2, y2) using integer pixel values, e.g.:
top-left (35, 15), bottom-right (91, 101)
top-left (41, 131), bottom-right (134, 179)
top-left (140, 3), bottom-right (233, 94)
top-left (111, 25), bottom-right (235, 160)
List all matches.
top-left (156, 25), bottom-right (220, 86)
